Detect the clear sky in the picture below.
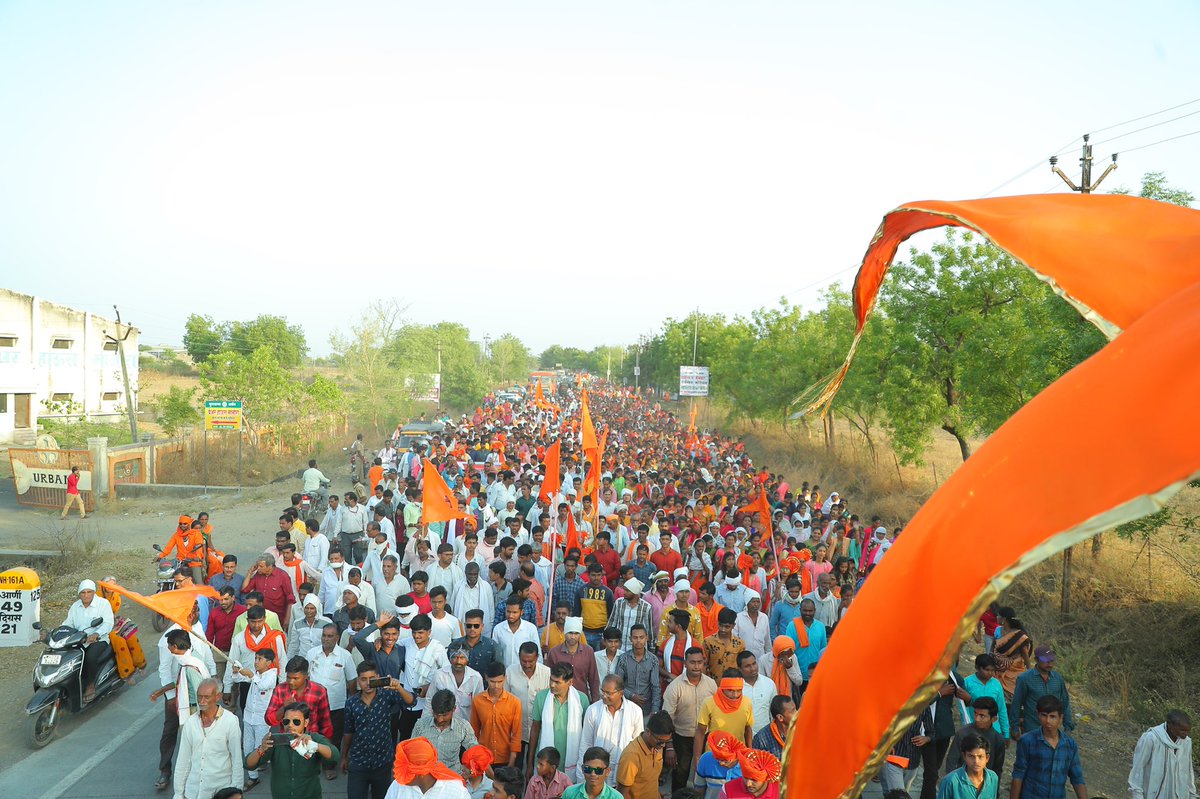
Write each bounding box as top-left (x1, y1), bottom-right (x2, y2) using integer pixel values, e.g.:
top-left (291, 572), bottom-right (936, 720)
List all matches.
top-left (2, 1), bottom-right (1198, 356)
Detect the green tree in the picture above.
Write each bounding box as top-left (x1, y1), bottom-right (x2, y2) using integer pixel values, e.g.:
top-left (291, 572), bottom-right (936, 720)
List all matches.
top-left (539, 346), bottom-right (592, 370)
top-left (331, 300), bottom-right (413, 435)
top-left (183, 314), bottom-right (225, 364)
top-left (198, 347), bottom-right (292, 443)
top-left (225, 315), bottom-right (308, 368)
top-left (157, 385), bottom-right (200, 436)
top-left (490, 334), bottom-right (534, 383)
top-left (1112, 171), bottom-right (1194, 207)
top-left (385, 322), bottom-right (487, 412)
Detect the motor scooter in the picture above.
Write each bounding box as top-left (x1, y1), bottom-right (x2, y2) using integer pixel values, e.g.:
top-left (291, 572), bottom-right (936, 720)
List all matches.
top-left (24, 617), bottom-right (123, 748)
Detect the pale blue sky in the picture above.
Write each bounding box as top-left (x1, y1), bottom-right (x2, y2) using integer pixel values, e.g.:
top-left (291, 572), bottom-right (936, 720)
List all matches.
top-left (2, 1), bottom-right (1198, 355)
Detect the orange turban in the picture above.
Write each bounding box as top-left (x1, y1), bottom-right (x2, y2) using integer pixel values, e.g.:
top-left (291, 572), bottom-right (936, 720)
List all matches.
top-left (461, 745), bottom-right (493, 778)
top-left (393, 738), bottom-right (465, 785)
top-left (714, 677), bottom-right (745, 713)
top-left (771, 636), bottom-right (794, 658)
top-left (781, 555), bottom-right (801, 574)
top-left (797, 548), bottom-right (812, 562)
top-left (707, 731), bottom-right (745, 762)
top-left (738, 749), bottom-right (782, 783)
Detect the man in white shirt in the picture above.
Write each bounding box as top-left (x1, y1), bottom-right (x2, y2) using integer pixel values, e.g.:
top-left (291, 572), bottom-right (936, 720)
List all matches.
top-left (320, 547), bottom-right (352, 615)
top-left (426, 645), bottom-right (484, 721)
top-left (576, 674), bottom-right (644, 786)
top-left (427, 544), bottom-right (465, 600)
top-left (492, 596), bottom-right (540, 669)
top-left (241, 649), bottom-right (279, 787)
top-left (737, 650), bottom-right (776, 734)
top-left (733, 591), bottom-right (771, 660)
top-left (154, 623), bottom-right (214, 791)
top-left (63, 579), bottom-right (114, 702)
top-left (373, 554), bottom-right (411, 614)
top-left (305, 622), bottom-right (356, 777)
top-left (339, 492), bottom-right (370, 564)
top-left (373, 505), bottom-right (397, 550)
top-left (505, 642), bottom-right (551, 750)
top-left (173, 678), bottom-right (242, 799)
top-left (303, 518), bottom-right (331, 573)
top-left (428, 587), bottom-right (461, 647)
top-left (318, 494), bottom-right (343, 543)
top-left (487, 471), bottom-right (518, 511)
top-left (302, 459), bottom-right (330, 493)
top-left (803, 573), bottom-right (841, 629)
top-left (452, 563), bottom-right (495, 635)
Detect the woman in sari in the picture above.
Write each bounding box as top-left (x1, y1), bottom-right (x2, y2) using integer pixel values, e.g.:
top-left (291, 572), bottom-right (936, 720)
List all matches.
top-left (991, 606), bottom-right (1032, 699)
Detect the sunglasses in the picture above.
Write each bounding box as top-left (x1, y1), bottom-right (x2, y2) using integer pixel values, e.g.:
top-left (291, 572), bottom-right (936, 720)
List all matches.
top-left (282, 718), bottom-right (305, 726)
top-left (466, 623), bottom-right (482, 629)
top-left (581, 766), bottom-right (607, 776)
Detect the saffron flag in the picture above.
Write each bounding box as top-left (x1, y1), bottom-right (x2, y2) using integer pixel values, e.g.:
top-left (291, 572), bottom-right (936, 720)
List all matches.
top-left (565, 511), bottom-right (591, 556)
top-left (785, 194), bottom-right (1200, 799)
top-left (98, 582), bottom-right (219, 642)
top-left (421, 458), bottom-right (468, 526)
top-left (741, 486), bottom-right (773, 534)
top-left (581, 390), bottom-right (598, 453)
top-left (540, 441), bottom-right (561, 505)
top-left (688, 402), bottom-right (697, 433)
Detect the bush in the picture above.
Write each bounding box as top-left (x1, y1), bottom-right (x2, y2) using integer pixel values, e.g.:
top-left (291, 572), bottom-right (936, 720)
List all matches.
top-left (158, 385), bottom-right (200, 436)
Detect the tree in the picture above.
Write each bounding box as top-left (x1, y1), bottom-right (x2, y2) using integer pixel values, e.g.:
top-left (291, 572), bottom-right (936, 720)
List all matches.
top-left (225, 315), bottom-right (308, 368)
top-left (198, 347), bottom-right (292, 443)
top-left (490, 334), bottom-right (534, 384)
top-left (539, 346), bottom-right (591, 371)
top-left (157, 385), bottom-right (200, 436)
top-left (331, 301), bottom-right (413, 436)
top-left (1112, 171), bottom-right (1194, 207)
top-left (183, 314), bottom-right (224, 364)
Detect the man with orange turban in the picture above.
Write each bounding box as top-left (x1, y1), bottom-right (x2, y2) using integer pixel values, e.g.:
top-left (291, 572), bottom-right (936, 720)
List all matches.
top-left (760, 636), bottom-right (804, 708)
top-left (694, 732), bottom-right (746, 799)
top-left (691, 677), bottom-right (754, 786)
top-left (460, 744), bottom-right (494, 799)
top-left (386, 738), bottom-right (469, 799)
top-left (719, 750), bottom-right (781, 799)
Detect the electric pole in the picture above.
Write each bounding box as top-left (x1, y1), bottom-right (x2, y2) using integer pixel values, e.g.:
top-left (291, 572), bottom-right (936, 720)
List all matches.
top-left (106, 306), bottom-right (138, 442)
top-left (1050, 134), bottom-right (1118, 193)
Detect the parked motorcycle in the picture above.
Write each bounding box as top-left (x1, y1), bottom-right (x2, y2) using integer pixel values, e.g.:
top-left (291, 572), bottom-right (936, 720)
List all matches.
top-left (25, 617), bottom-right (122, 747)
top-left (150, 543), bottom-right (191, 632)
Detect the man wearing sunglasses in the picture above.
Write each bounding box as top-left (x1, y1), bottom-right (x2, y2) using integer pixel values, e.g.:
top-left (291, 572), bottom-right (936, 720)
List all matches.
top-left (563, 747), bottom-right (622, 799)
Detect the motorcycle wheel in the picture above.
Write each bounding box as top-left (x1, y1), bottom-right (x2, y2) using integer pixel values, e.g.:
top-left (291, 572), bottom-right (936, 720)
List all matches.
top-left (152, 613), bottom-right (169, 632)
top-left (26, 703), bottom-right (58, 748)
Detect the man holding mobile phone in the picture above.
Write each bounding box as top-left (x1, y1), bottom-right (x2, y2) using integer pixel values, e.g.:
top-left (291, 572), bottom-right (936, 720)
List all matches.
top-left (340, 663), bottom-right (413, 799)
top-left (245, 701), bottom-right (339, 797)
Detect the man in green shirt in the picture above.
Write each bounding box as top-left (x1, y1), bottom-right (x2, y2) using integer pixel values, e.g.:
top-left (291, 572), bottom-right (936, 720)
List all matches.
top-left (563, 746), bottom-right (624, 799)
top-left (527, 662), bottom-right (590, 780)
top-left (245, 700), bottom-right (340, 799)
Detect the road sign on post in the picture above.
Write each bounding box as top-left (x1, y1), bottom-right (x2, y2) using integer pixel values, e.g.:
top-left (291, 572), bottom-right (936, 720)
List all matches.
top-left (204, 401), bottom-right (243, 431)
top-left (678, 366), bottom-right (710, 397)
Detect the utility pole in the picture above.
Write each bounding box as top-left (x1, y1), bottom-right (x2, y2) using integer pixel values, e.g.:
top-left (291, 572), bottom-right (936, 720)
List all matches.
top-left (106, 306), bottom-right (138, 443)
top-left (634, 336), bottom-right (642, 391)
top-left (1050, 134), bottom-right (1118, 193)
top-left (436, 340), bottom-right (442, 411)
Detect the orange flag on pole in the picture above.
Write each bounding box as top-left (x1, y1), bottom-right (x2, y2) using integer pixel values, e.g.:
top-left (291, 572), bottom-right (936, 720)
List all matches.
top-left (688, 403), bottom-right (697, 433)
top-left (421, 458), bottom-right (468, 526)
top-left (741, 486), bottom-right (774, 534)
top-left (540, 441), bottom-right (561, 505)
top-left (581, 391), bottom-right (598, 453)
top-left (98, 582), bottom-right (219, 642)
top-left (565, 511), bottom-right (591, 556)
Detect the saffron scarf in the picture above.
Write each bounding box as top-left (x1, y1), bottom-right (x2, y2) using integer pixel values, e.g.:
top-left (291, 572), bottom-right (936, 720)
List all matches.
top-left (713, 678), bottom-right (744, 714)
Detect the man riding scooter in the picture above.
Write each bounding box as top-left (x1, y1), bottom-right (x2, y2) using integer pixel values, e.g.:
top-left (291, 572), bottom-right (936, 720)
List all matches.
top-left (157, 516), bottom-right (207, 585)
top-left (63, 580), bottom-right (115, 704)
top-left (302, 458), bottom-right (331, 515)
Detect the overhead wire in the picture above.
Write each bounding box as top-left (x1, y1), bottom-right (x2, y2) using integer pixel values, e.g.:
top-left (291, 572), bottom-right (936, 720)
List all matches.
top-left (1092, 108), bottom-right (1200, 148)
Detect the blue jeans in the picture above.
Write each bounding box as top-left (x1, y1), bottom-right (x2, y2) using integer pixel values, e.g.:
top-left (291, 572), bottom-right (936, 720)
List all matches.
top-left (348, 765), bottom-right (393, 799)
top-left (585, 631), bottom-right (603, 651)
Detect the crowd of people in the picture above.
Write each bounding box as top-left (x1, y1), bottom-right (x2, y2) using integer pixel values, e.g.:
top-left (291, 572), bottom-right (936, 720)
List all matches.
top-left (63, 378), bottom-right (1195, 799)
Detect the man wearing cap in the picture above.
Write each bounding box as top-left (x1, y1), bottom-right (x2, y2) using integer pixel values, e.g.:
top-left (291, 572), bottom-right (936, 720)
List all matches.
top-left (643, 571), bottom-right (673, 635)
top-left (63, 579), bottom-right (115, 704)
top-left (656, 579), bottom-right (704, 650)
top-left (428, 645), bottom-right (485, 722)
top-left (545, 617), bottom-right (601, 701)
top-left (1012, 646), bottom-right (1076, 739)
top-left (384, 737), bottom-right (472, 799)
top-left (602, 578), bottom-right (650, 653)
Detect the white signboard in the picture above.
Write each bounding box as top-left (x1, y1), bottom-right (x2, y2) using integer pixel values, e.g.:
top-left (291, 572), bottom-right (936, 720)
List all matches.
top-left (679, 366), bottom-right (710, 397)
top-left (11, 462), bottom-right (92, 495)
top-left (406, 373), bottom-right (442, 403)
top-left (0, 568), bottom-right (42, 647)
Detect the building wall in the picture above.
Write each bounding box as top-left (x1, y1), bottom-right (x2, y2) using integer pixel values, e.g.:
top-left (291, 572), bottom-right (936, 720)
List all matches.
top-left (0, 288), bottom-right (139, 443)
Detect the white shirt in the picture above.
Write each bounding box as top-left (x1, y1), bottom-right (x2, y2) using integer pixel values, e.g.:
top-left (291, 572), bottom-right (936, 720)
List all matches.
top-left (742, 674), bottom-right (776, 733)
top-left (385, 779), bottom-right (471, 799)
top-left (160, 623), bottom-right (216, 699)
top-left (595, 650), bottom-right (621, 685)
top-left (64, 596), bottom-right (114, 638)
top-left (426, 665), bottom-right (484, 721)
top-left (225, 627), bottom-right (285, 691)
top-left (577, 700), bottom-right (644, 786)
top-left (319, 505), bottom-right (343, 539)
top-left (305, 644), bottom-right (356, 711)
top-left (302, 467), bottom-right (329, 492)
top-left (375, 516), bottom-right (397, 550)
top-left (319, 563), bottom-right (351, 615)
top-left (492, 619), bottom-right (540, 669)
top-left (733, 611), bottom-right (771, 660)
top-left (427, 562), bottom-right (465, 600)
top-left (451, 581), bottom-right (495, 635)
top-left (288, 615), bottom-right (333, 660)
top-left (173, 708), bottom-right (243, 799)
top-left (505, 661), bottom-right (550, 742)
top-left (402, 639), bottom-right (450, 712)
top-left (244, 667), bottom-right (279, 725)
top-left (304, 533), bottom-right (331, 572)
top-left (429, 612), bottom-right (461, 648)
top-left (374, 573), bottom-right (412, 616)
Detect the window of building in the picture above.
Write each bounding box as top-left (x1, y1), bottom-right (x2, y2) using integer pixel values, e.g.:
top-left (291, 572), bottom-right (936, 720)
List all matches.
top-left (51, 338), bottom-right (74, 350)
top-left (102, 340), bottom-right (118, 352)
top-left (101, 391), bottom-right (120, 401)
top-left (0, 394), bottom-right (7, 413)
top-left (51, 392), bottom-right (73, 402)
top-left (0, 336), bottom-right (16, 348)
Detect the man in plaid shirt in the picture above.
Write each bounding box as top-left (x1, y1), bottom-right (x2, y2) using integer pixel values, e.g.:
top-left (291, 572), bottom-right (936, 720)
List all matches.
top-left (265, 655), bottom-right (334, 739)
top-left (606, 578), bottom-right (653, 654)
top-left (552, 554), bottom-right (586, 613)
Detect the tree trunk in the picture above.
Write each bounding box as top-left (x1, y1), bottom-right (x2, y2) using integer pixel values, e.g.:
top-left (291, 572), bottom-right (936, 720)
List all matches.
top-left (943, 424), bottom-right (972, 461)
top-left (1091, 534), bottom-right (1103, 558)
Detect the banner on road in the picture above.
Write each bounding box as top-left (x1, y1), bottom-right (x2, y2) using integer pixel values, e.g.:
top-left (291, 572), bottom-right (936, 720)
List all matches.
top-left (8, 448), bottom-right (94, 512)
top-left (679, 366), bottom-right (710, 397)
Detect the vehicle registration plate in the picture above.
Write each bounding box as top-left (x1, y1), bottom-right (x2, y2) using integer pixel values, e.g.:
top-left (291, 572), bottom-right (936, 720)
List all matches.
top-left (40, 654), bottom-right (62, 666)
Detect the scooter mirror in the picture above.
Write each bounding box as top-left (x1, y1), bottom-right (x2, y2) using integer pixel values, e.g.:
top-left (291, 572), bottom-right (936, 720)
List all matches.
top-left (153, 544), bottom-right (163, 552)
top-left (90, 618), bottom-right (103, 628)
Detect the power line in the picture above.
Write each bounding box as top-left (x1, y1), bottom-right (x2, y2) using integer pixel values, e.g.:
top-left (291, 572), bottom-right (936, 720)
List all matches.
top-left (1090, 96), bottom-right (1200, 136)
top-left (981, 136), bottom-right (1082, 198)
top-left (1118, 127), bottom-right (1200, 155)
top-left (1092, 108), bottom-right (1200, 147)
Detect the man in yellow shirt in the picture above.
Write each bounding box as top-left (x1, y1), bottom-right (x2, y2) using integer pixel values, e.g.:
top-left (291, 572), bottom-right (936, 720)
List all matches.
top-left (690, 676), bottom-right (754, 785)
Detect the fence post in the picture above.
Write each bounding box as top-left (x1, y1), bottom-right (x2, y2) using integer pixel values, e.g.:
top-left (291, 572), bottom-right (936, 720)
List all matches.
top-left (87, 436), bottom-right (109, 500)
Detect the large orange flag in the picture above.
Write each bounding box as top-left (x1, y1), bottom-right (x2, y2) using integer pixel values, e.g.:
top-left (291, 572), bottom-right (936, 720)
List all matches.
top-left (564, 511), bottom-right (591, 556)
top-left (539, 441), bottom-right (561, 505)
top-left (580, 391), bottom-right (598, 453)
top-left (421, 458), bottom-right (469, 526)
top-left (688, 403), bottom-right (697, 433)
top-left (785, 194), bottom-right (1200, 799)
top-left (741, 486), bottom-right (773, 533)
top-left (99, 582), bottom-right (219, 641)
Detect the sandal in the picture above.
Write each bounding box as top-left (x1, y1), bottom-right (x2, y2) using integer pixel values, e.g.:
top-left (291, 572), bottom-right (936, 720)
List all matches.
top-left (155, 772), bottom-right (169, 791)
top-left (245, 777), bottom-right (261, 791)
top-left (324, 770), bottom-right (336, 780)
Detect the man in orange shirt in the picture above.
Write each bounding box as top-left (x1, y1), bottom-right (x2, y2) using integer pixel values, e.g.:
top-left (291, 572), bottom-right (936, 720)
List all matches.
top-left (158, 516), bottom-right (206, 584)
top-left (471, 661), bottom-right (523, 768)
top-left (697, 582), bottom-right (725, 640)
top-left (367, 458), bottom-right (385, 495)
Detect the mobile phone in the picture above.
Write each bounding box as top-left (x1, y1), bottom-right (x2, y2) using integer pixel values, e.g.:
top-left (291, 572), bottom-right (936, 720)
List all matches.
top-left (271, 732), bottom-right (296, 745)
top-left (368, 676), bottom-right (390, 688)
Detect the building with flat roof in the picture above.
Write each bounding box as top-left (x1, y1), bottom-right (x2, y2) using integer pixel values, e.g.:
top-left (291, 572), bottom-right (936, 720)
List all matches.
top-left (0, 288), bottom-right (138, 445)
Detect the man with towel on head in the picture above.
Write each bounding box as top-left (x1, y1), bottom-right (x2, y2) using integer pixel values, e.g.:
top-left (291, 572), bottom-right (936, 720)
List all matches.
top-left (384, 737), bottom-right (470, 799)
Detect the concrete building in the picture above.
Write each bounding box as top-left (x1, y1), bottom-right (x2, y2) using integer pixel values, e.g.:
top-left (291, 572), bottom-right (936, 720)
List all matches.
top-left (0, 288), bottom-right (138, 445)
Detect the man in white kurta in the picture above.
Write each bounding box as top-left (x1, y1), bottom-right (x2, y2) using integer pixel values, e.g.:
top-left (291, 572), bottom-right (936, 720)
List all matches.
top-left (576, 674), bottom-right (644, 786)
top-left (733, 592), bottom-right (771, 660)
top-left (173, 678), bottom-right (242, 799)
top-left (1129, 713), bottom-right (1196, 799)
